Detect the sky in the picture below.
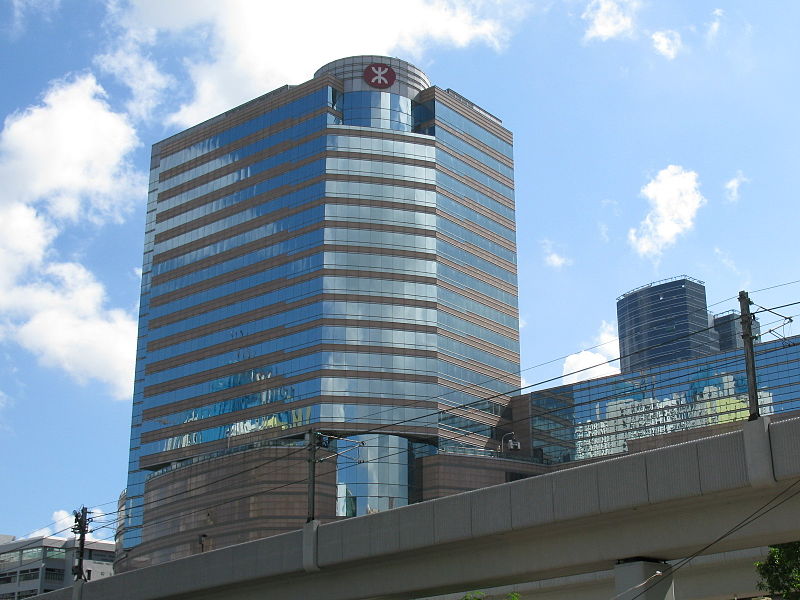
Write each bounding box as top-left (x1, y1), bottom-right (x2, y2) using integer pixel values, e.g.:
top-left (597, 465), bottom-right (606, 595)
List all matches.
top-left (1, 0), bottom-right (798, 541)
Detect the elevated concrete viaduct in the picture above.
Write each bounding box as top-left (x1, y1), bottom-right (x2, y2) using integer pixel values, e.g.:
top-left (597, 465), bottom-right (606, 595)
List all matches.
top-left (49, 416), bottom-right (800, 600)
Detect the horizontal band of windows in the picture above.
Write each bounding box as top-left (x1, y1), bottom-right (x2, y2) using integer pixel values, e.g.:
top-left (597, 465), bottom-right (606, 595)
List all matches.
top-left (434, 127), bottom-right (513, 178)
top-left (156, 129), bottom-right (435, 230)
top-left (436, 149), bottom-right (514, 200)
top-left (142, 375), bottom-right (449, 422)
top-left (150, 247), bottom-right (441, 305)
top-left (148, 300), bottom-right (439, 358)
top-left (157, 147), bottom-right (436, 216)
top-left (157, 153), bottom-right (326, 209)
top-left (147, 269), bottom-right (438, 324)
top-left (436, 168), bottom-right (514, 216)
top-left (146, 269), bottom-right (516, 346)
top-left (138, 420), bottom-right (437, 470)
top-left (157, 83), bottom-right (337, 169)
top-left (143, 363), bottom-right (439, 407)
top-left (159, 107), bottom-right (341, 185)
top-left (144, 347), bottom-right (442, 397)
top-left (155, 186), bottom-right (511, 264)
top-left (144, 349), bottom-right (516, 418)
top-left (159, 114), bottom-right (335, 192)
top-left (152, 213), bottom-right (436, 284)
top-left (327, 134), bottom-right (435, 161)
top-left (153, 182), bottom-right (433, 251)
top-left (151, 221), bottom-right (437, 295)
top-left (147, 318), bottom-right (438, 374)
top-left (437, 239), bottom-right (516, 283)
top-left (141, 403), bottom-right (439, 452)
top-left (146, 323), bottom-right (517, 386)
top-left (438, 259), bottom-right (517, 299)
top-left (435, 188), bottom-right (514, 236)
top-left (437, 228), bottom-right (515, 268)
top-left (150, 244), bottom-right (516, 310)
top-left (415, 91), bottom-right (513, 153)
top-left (147, 281), bottom-right (436, 341)
top-left (156, 169), bottom-right (511, 252)
top-left (146, 290), bottom-right (514, 357)
top-left (146, 323), bottom-right (517, 390)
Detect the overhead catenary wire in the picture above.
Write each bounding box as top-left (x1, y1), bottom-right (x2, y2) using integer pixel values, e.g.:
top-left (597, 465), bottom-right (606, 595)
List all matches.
top-left (75, 303), bottom-right (800, 537)
top-left (626, 478), bottom-right (800, 600)
top-left (13, 292), bottom-right (799, 547)
top-left (102, 331), bottom-right (798, 538)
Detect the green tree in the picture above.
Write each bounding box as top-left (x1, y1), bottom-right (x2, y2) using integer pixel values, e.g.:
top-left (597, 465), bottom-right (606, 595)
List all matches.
top-left (756, 542), bottom-right (800, 599)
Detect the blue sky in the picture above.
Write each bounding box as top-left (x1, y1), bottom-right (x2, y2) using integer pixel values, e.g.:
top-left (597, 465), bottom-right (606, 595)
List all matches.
top-left (1, 0), bottom-right (798, 540)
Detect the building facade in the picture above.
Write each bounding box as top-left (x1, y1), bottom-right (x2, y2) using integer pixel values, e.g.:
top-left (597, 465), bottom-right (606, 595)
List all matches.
top-left (119, 56), bottom-right (522, 570)
top-left (617, 276), bottom-right (720, 372)
top-left (0, 536), bottom-right (114, 599)
top-left (514, 334), bottom-right (799, 465)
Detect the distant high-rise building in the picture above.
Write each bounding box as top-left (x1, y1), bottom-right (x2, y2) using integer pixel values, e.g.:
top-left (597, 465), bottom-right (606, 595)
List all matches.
top-left (119, 56), bottom-right (522, 570)
top-left (714, 310), bottom-right (760, 352)
top-left (617, 276), bottom-right (721, 372)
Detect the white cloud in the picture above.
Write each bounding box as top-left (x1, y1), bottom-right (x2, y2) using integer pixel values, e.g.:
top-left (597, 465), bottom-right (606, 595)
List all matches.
top-left (724, 170), bottom-right (749, 202)
top-left (0, 75), bottom-right (141, 400)
top-left (119, 0), bottom-right (523, 127)
top-left (541, 239), bottom-right (573, 269)
top-left (651, 30), bottom-right (682, 59)
top-left (26, 507), bottom-right (109, 540)
top-left (582, 0), bottom-right (638, 41)
top-left (95, 28), bottom-right (174, 122)
top-left (0, 74), bottom-right (143, 222)
top-left (27, 509), bottom-right (74, 539)
top-left (562, 321), bottom-right (620, 385)
top-left (628, 165), bottom-right (707, 259)
top-left (9, 0), bottom-right (60, 35)
top-left (706, 8), bottom-right (724, 44)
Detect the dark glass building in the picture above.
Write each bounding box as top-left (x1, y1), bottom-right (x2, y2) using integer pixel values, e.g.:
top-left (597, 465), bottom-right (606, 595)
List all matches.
top-left (118, 56), bottom-right (522, 570)
top-left (514, 334), bottom-right (800, 465)
top-left (617, 276), bottom-right (720, 373)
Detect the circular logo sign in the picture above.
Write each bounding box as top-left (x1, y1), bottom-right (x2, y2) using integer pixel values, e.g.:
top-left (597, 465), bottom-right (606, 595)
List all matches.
top-left (363, 63), bottom-right (396, 89)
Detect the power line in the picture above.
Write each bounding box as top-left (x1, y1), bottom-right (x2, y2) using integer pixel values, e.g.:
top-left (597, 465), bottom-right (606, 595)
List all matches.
top-left (103, 304), bottom-right (798, 535)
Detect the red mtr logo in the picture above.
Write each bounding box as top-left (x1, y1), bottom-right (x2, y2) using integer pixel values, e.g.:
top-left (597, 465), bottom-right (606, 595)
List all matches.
top-left (363, 63), bottom-right (396, 89)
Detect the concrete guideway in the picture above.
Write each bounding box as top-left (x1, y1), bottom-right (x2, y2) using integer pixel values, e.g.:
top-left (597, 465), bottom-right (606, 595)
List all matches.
top-left (48, 416), bottom-right (800, 600)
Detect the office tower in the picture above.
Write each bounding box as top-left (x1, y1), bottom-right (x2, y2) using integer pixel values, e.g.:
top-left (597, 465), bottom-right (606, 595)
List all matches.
top-left (119, 56), bottom-right (520, 570)
top-left (617, 276), bottom-right (720, 373)
top-left (714, 310), bottom-right (760, 351)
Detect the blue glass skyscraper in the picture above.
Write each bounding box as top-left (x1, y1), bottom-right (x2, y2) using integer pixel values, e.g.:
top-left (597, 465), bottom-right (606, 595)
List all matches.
top-left (118, 56), bottom-right (520, 570)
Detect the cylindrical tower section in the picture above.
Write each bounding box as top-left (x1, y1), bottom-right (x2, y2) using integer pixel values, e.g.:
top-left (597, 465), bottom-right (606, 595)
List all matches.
top-left (316, 56), bottom-right (430, 131)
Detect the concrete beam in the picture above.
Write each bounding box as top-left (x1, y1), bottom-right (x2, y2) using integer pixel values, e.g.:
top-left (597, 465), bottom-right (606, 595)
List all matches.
top-left (40, 418), bottom-right (800, 600)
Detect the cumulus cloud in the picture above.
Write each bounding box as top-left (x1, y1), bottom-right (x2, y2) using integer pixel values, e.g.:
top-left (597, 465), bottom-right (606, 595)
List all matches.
top-left (117, 0), bottom-right (523, 127)
top-left (541, 239), bottom-right (573, 269)
top-left (651, 30), bottom-right (682, 59)
top-left (27, 507), bottom-right (109, 540)
top-left (582, 0), bottom-right (638, 41)
top-left (706, 8), bottom-right (724, 44)
top-left (724, 170), bottom-right (749, 202)
top-left (0, 74), bottom-right (143, 222)
top-left (562, 321), bottom-right (620, 385)
top-left (95, 28), bottom-right (174, 122)
top-left (628, 165), bottom-right (707, 259)
top-left (0, 75), bottom-right (142, 399)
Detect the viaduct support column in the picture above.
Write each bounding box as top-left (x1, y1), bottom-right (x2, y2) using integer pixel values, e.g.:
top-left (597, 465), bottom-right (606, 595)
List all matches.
top-left (613, 560), bottom-right (674, 600)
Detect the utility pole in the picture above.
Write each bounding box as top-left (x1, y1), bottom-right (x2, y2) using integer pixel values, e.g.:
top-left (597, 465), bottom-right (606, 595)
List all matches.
top-left (71, 506), bottom-right (91, 581)
top-left (739, 290), bottom-right (760, 420)
top-left (307, 430), bottom-right (317, 523)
